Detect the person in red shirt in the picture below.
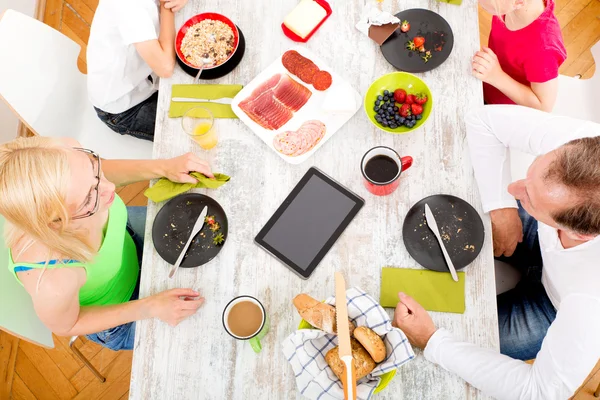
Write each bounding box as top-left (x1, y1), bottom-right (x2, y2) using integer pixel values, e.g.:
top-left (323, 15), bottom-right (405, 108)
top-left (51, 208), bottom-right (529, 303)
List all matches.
top-left (472, 0), bottom-right (567, 111)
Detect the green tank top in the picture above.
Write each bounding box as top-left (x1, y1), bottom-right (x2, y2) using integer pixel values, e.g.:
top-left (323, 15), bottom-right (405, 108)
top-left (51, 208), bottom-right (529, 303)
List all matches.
top-left (7, 195), bottom-right (139, 306)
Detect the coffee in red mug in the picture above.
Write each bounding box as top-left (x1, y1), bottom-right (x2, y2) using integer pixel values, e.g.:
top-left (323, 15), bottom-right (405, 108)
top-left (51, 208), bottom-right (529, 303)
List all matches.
top-left (361, 146), bottom-right (413, 196)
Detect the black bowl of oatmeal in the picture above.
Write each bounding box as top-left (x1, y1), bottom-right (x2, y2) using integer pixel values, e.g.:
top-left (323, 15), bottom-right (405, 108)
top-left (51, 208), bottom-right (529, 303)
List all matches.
top-left (175, 13), bottom-right (240, 70)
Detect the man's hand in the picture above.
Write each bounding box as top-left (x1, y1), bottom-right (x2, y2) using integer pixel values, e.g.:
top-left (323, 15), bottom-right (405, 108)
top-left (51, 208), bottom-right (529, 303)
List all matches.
top-left (472, 47), bottom-right (506, 87)
top-left (161, 153), bottom-right (214, 184)
top-left (392, 292), bottom-right (437, 349)
top-left (489, 208), bottom-right (523, 257)
top-left (161, 0), bottom-right (188, 12)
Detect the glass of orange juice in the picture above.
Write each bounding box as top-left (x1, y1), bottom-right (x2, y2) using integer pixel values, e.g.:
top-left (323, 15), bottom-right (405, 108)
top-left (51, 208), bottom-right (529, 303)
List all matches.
top-left (182, 107), bottom-right (217, 150)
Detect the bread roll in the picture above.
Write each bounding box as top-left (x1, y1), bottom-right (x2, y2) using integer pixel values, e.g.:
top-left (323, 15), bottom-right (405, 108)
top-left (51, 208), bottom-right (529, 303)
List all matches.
top-left (293, 294), bottom-right (355, 335)
top-left (325, 339), bottom-right (376, 381)
top-left (353, 326), bottom-right (386, 363)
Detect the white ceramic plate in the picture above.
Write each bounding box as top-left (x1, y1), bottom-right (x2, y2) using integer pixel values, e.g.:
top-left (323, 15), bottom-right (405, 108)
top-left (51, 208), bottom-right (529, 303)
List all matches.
top-left (231, 46), bottom-right (361, 164)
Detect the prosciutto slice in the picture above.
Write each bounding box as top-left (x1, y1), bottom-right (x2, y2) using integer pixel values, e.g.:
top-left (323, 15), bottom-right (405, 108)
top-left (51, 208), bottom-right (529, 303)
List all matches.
top-left (239, 73), bottom-right (311, 130)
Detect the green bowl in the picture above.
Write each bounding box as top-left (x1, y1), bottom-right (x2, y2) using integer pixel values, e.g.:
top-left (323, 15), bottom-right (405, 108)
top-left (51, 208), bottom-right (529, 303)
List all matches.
top-left (364, 71), bottom-right (433, 134)
top-left (298, 320), bottom-right (396, 394)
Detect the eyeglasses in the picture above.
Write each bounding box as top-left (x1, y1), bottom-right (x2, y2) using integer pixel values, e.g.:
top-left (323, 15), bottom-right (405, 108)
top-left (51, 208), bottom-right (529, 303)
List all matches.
top-left (72, 148), bottom-right (102, 220)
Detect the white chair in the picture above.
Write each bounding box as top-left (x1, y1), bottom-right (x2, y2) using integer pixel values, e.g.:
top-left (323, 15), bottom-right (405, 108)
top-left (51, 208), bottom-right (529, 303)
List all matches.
top-left (0, 9), bottom-right (153, 159)
top-left (510, 40), bottom-right (600, 181)
top-left (0, 216), bottom-right (106, 382)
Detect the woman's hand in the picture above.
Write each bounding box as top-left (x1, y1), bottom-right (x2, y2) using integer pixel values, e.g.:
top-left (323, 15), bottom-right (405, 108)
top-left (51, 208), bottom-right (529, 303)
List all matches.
top-left (161, 0), bottom-right (188, 12)
top-left (146, 288), bottom-right (205, 326)
top-left (392, 292), bottom-right (437, 349)
top-left (472, 47), bottom-right (506, 87)
top-left (162, 153), bottom-right (214, 183)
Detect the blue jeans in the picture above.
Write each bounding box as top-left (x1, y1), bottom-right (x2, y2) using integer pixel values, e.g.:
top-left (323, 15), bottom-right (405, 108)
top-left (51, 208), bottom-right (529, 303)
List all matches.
top-left (496, 203), bottom-right (557, 360)
top-left (85, 206), bottom-right (147, 351)
top-left (94, 91), bottom-right (158, 142)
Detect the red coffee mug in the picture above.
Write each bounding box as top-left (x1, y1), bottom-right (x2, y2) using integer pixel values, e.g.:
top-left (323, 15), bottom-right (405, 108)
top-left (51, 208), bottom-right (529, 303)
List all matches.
top-left (361, 146), bottom-right (413, 196)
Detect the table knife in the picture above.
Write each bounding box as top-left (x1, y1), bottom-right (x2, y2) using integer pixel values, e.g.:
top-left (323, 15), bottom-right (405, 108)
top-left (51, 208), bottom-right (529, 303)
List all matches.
top-left (168, 206), bottom-right (208, 279)
top-left (424, 203), bottom-right (459, 282)
top-left (172, 97), bottom-right (233, 104)
top-left (335, 272), bottom-right (356, 400)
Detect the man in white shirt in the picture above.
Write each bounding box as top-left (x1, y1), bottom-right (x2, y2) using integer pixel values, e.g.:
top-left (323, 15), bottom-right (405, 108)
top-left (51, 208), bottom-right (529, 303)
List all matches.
top-left (87, 0), bottom-right (188, 141)
top-left (393, 105), bottom-right (600, 399)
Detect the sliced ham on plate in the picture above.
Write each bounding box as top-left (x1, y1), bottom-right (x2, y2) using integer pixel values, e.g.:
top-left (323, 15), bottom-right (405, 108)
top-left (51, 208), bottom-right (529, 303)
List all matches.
top-left (238, 73), bottom-right (311, 130)
top-left (273, 120), bottom-right (326, 157)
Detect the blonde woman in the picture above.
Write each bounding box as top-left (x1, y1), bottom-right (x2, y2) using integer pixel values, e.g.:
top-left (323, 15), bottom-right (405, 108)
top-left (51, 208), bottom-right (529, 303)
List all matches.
top-left (0, 136), bottom-right (213, 351)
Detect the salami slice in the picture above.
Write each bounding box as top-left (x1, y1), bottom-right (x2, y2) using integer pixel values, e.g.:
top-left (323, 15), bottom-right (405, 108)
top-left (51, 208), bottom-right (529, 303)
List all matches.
top-left (296, 62), bottom-right (319, 84)
top-left (312, 70), bottom-right (333, 91)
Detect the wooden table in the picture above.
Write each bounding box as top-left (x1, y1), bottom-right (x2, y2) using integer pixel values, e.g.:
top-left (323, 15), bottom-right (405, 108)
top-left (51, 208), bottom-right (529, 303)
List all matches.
top-left (130, 0), bottom-right (499, 398)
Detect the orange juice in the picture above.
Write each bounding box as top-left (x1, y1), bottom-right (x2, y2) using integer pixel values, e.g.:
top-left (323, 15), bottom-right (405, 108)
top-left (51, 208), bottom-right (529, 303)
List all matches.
top-left (191, 123), bottom-right (218, 149)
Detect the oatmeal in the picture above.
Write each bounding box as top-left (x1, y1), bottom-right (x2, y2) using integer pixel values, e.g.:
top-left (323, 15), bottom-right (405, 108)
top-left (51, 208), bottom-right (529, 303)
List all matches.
top-left (181, 19), bottom-right (235, 67)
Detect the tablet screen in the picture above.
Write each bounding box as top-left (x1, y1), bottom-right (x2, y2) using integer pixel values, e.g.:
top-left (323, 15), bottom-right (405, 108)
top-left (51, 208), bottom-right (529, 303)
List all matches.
top-left (256, 168), bottom-right (364, 278)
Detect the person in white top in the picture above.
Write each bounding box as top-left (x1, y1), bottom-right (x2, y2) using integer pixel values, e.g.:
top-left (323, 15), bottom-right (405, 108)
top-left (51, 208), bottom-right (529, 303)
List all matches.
top-left (393, 105), bottom-right (600, 399)
top-left (87, 0), bottom-right (188, 141)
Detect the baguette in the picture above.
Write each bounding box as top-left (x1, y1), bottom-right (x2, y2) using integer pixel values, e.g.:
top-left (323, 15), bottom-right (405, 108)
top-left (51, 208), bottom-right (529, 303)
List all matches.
top-left (293, 294), bottom-right (355, 335)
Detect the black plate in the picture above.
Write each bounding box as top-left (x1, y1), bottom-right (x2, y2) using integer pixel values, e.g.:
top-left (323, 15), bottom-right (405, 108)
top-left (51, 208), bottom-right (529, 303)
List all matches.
top-left (402, 194), bottom-right (484, 272)
top-left (176, 26), bottom-right (246, 80)
top-left (152, 193), bottom-right (228, 268)
top-left (381, 9), bottom-right (454, 73)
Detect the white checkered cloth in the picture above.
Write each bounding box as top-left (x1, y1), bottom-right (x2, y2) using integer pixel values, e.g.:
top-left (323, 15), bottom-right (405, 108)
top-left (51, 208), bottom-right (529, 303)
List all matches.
top-left (282, 287), bottom-right (415, 400)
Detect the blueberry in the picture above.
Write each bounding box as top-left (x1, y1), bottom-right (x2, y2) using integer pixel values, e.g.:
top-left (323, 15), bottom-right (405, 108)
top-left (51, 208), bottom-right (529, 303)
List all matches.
top-left (373, 106), bottom-right (379, 112)
top-left (393, 106), bottom-right (399, 112)
top-left (384, 90), bottom-right (390, 96)
top-left (382, 121), bottom-right (389, 127)
top-left (377, 95), bottom-right (383, 101)
top-left (399, 117), bottom-right (405, 123)
top-left (378, 109), bottom-right (384, 115)
top-left (384, 95), bottom-right (390, 101)
top-left (390, 124), bottom-right (397, 129)
top-left (375, 100), bottom-right (381, 106)
top-left (416, 114), bottom-right (423, 120)
top-left (404, 120), bottom-right (411, 127)
top-left (394, 115), bottom-right (400, 121)
top-left (375, 115), bottom-right (381, 121)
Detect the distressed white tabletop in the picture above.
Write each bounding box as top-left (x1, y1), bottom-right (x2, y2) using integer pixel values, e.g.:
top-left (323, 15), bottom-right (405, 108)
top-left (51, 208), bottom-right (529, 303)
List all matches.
top-left (130, 0), bottom-right (499, 399)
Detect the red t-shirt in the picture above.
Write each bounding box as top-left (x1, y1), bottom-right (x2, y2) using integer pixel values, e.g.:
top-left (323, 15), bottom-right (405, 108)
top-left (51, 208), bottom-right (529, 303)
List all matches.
top-left (483, 0), bottom-right (567, 105)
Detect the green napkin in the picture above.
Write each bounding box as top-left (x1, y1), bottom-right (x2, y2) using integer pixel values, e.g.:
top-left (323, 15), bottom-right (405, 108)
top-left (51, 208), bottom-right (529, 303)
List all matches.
top-left (380, 267), bottom-right (466, 314)
top-left (437, 0), bottom-right (462, 5)
top-left (169, 84), bottom-right (243, 118)
top-left (144, 172), bottom-right (230, 203)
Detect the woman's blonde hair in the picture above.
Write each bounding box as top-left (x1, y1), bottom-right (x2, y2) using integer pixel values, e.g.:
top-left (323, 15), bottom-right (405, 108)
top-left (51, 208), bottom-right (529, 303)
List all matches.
top-left (0, 136), bottom-right (95, 263)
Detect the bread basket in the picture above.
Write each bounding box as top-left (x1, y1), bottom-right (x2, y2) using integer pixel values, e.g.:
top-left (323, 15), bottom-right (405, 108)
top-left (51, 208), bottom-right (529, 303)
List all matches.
top-left (297, 319), bottom-right (396, 394)
top-left (283, 287), bottom-right (414, 400)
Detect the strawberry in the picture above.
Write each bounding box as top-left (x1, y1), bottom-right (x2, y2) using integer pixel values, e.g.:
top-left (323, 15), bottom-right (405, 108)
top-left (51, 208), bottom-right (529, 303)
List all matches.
top-left (414, 93), bottom-right (428, 105)
top-left (411, 103), bottom-right (423, 115)
top-left (405, 94), bottom-right (415, 105)
top-left (418, 45), bottom-right (426, 53)
top-left (400, 20), bottom-right (410, 33)
top-left (413, 36), bottom-right (425, 48)
top-left (394, 88), bottom-right (407, 103)
top-left (399, 103), bottom-right (411, 118)
top-left (205, 215), bottom-right (216, 225)
top-left (406, 40), bottom-right (416, 51)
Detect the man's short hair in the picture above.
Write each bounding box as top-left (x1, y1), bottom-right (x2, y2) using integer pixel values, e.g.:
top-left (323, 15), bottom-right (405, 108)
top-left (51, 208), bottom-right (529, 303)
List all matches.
top-left (545, 136), bottom-right (600, 235)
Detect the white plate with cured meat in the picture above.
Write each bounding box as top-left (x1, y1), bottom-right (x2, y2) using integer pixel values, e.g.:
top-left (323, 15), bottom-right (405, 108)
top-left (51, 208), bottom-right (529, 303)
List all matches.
top-left (231, 47), bottom-right (361, 164)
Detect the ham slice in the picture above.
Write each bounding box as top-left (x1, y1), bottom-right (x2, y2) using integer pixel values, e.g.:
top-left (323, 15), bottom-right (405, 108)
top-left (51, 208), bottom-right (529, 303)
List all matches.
top-left (273, 120), bottom-right (326, 157)
top-left (239, 73), bottom-right (311, 130)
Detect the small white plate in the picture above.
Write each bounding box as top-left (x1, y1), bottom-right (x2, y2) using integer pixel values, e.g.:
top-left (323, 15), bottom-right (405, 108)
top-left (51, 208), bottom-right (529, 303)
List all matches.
top-left (231, 46), bottom-right (361, 164)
